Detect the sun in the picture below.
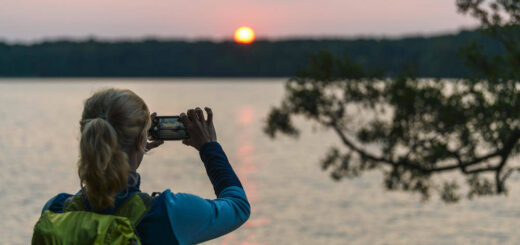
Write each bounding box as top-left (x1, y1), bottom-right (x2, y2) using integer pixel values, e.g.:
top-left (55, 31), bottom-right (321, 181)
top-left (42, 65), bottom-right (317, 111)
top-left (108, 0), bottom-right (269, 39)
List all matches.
top-left (234, 26), bottom-right (255, 44)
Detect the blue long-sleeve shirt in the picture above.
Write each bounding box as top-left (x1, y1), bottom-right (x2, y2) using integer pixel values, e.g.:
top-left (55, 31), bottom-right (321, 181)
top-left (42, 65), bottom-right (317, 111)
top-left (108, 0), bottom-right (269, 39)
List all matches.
top-left (41, 141), bottom-right (250, 244)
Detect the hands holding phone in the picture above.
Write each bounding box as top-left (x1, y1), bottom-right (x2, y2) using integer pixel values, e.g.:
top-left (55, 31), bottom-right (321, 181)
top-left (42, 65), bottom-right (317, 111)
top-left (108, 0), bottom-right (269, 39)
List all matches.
top-left (178, 107), bottom-right (217, 151)
top-left (147, 107), bottom-right (217, 152)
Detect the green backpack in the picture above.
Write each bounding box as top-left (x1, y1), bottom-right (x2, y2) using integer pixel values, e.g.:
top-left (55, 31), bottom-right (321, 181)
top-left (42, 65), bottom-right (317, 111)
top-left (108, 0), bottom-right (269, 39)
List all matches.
top-left (32, 192), bottom-right (153, 245)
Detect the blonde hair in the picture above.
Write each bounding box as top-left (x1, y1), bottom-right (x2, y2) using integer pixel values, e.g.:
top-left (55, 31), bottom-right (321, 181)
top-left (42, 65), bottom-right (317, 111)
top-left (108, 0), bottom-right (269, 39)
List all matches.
top-left (78, 88), bottom-right (151, 210)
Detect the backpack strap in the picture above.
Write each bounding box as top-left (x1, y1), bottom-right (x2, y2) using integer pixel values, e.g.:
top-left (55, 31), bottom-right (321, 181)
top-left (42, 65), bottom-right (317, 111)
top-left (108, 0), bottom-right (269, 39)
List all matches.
top-left (62, 192), bottom-right (154, 228)
top-left (114, 192), bottom-right (155, 229)
top-left (63, 194), bottom-right (87, 212)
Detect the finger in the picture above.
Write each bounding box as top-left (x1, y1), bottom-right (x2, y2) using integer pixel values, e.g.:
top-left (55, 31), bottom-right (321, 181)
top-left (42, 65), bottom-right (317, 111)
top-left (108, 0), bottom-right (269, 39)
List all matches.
top-left (147, 140), bottom-right (164, 149)
top-left (187, 109), bottom-right (201, 127)
top-left (187, 109), bottom-right (197, 121)
top-left (179, 113), bottom-right (191, 127)
top-left (204, 107), bottom-right (213, 124)
top-left (151, 112), bottom-right (158, 123)
top-left (145, 141), bottom-right (161, 153)
top-left (195, 107), bottom-right (205, 122)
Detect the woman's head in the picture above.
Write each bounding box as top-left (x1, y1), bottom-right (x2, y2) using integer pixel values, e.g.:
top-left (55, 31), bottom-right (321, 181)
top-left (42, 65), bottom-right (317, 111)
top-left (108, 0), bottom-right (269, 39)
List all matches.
top-left (78, 88), bottom-right (150, 210)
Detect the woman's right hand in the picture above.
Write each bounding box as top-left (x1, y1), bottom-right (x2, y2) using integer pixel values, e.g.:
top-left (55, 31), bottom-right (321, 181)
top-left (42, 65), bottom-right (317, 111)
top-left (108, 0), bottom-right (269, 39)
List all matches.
top-left (179, 107), bottom-right (217, 151)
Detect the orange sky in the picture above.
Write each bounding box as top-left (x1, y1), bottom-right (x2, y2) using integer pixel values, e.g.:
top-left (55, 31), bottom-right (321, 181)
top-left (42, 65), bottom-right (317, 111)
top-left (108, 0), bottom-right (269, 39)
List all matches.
top-left (1, 0), bottom-right (478, 42)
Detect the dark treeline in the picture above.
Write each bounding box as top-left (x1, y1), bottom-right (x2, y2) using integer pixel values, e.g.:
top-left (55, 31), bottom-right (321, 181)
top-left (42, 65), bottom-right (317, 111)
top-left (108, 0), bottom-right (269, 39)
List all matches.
top-left (0, 29), bottom-right (503, 78)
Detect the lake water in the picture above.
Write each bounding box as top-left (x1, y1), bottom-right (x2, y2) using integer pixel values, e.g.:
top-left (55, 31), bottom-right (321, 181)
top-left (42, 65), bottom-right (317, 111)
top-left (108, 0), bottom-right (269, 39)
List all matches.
top-left (1, 79), bottom-right (520, 245)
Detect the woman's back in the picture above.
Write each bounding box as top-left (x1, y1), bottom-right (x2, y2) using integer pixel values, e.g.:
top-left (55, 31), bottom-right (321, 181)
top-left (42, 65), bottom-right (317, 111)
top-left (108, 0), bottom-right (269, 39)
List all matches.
top-left (35, 88), bottom-right (250, 244)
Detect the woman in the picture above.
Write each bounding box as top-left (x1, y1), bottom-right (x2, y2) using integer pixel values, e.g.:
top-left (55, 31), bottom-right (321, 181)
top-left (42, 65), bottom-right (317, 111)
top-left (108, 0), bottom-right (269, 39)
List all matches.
top-left (39, 88), bottom-right (250, 244)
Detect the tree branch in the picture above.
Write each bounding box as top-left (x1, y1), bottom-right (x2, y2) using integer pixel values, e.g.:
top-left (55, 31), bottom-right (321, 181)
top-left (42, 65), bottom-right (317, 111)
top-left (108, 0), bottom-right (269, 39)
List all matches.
top-left (329, 119), bottom-right (517, 175)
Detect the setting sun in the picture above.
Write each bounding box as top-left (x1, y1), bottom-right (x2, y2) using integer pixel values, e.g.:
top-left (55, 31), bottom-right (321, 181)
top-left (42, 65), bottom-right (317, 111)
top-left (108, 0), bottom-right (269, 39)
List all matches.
top-left (234, 26), bottom-right (255, 44)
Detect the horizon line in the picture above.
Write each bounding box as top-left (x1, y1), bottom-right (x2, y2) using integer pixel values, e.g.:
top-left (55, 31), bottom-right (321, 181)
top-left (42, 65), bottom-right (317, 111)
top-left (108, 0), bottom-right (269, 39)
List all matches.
top-left (0, 26), bottom-right (480, 45)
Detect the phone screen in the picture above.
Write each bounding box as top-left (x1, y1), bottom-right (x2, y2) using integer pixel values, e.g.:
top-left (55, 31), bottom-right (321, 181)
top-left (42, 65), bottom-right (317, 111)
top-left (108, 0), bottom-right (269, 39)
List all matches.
top-left (149, 116), bottom-right (188, 140)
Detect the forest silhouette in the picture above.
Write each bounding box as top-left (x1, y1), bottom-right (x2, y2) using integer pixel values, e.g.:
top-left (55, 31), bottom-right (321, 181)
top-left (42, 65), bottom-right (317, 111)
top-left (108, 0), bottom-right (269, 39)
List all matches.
top-left (0, 29), bottom-right (502, 78)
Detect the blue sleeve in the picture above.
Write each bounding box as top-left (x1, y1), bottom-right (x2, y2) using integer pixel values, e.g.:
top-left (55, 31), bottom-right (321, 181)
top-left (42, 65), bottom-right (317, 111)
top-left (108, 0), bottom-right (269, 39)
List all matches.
top-left (164, 186), bottom-right (250, 244)
top-left (199, 141), bottom-right (243, 196)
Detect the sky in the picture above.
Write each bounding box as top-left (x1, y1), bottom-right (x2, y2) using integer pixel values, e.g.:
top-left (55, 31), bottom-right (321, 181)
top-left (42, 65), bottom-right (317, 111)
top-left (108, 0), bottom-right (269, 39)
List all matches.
top-left (1, 0), bottom-right (479, 42)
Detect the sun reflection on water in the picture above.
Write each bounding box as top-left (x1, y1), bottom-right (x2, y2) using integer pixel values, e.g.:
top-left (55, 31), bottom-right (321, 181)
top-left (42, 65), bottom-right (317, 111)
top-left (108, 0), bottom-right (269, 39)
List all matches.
top-left (223, 105), bottom-right (271, 245)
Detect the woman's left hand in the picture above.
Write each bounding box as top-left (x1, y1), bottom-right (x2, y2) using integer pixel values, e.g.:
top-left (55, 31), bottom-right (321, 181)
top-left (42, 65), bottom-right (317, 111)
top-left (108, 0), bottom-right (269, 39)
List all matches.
top-left (145, 112), bottom-right (164, 152)
top-left (146, 139), bottom-right (164, 152)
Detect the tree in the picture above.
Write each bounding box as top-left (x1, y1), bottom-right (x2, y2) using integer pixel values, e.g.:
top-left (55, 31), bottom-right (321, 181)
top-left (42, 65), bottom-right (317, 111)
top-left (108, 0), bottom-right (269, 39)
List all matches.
top-left (264, 0), bottom-right (520, 202)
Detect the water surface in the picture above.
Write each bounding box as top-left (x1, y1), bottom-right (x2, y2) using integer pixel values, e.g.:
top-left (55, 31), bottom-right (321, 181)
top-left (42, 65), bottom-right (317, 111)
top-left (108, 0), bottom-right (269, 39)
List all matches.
top-left (0, 79), bottom-right (519, 245)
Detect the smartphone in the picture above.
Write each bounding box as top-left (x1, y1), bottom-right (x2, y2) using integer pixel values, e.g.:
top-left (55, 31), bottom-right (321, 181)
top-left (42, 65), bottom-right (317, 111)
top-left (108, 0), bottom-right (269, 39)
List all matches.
top-left (148, 116), bottom-right (189, 141)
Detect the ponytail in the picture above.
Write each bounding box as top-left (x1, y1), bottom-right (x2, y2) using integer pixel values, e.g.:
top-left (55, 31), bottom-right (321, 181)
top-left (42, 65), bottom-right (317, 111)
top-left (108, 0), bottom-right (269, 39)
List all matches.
top-left (78, 118), bottom-right (129, 210)
top-left (77, 88), bottom-right (150, 210)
